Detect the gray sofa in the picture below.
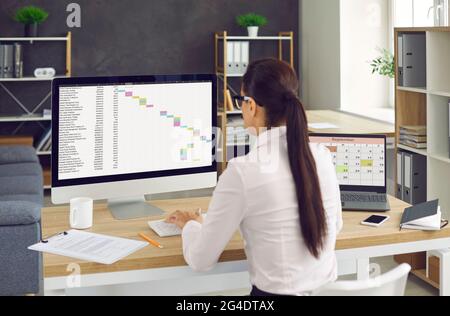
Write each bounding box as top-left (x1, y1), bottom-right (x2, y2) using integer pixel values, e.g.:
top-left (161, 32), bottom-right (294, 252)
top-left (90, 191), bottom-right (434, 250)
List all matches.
top-left (0, 146), bottom-right (43, 296)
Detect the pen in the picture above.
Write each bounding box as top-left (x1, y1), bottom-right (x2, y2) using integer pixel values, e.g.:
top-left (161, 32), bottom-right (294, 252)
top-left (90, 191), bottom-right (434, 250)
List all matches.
top-left (138, 233), bottom-right (164, 249)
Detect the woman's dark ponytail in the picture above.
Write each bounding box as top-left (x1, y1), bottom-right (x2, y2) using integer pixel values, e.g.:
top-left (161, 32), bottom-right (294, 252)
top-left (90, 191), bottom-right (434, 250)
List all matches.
top-left (243, 59), bottom-right (327, 258)
top-left (285, 94), bottom-right (327, 258)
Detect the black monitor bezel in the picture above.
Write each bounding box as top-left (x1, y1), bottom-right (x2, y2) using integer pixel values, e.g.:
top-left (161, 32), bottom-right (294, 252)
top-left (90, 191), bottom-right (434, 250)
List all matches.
top-left (51, 74), bottom-right (218, 188)
top-left (309, 133), bottom-right (387, 194)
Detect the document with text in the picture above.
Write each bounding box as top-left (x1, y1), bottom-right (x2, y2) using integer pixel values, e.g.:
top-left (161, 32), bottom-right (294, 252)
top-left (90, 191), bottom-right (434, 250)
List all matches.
top-left (29, 230), bottom-right (148, 265)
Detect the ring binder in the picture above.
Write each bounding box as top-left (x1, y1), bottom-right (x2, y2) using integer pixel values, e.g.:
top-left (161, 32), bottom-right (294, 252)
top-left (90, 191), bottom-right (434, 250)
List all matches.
top-left (41, 231), bottom-right (68, 243)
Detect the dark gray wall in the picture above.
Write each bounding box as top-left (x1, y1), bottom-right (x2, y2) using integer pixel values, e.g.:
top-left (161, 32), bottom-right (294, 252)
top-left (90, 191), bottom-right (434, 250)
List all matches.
top-left (0, 0), bottom-right (298, 76)
top-left (0, 0), bottom-right (299, 135)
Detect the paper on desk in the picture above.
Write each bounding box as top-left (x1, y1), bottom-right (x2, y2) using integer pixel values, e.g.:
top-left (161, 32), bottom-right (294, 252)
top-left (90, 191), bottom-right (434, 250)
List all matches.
top-left (308, 122), bottom-right (339, 129)
top-left (28, 229), bottom-right (147, 265)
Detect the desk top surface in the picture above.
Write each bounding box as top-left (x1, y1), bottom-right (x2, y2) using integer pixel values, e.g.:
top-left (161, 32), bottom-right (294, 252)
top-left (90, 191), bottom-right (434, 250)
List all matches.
top-left (42, 196), bottom-right (450, 278)
top-left (306, 110), bottom-right (395, 137)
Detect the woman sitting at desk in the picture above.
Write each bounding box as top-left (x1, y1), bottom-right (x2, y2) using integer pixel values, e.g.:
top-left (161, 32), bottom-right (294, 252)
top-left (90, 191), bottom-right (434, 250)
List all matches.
top-left (166, 58), bottom-right (343, 296)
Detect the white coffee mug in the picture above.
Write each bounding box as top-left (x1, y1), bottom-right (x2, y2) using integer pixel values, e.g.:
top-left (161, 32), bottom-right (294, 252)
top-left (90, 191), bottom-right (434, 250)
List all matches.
top-left (70, 197), bottom-right (93, 230)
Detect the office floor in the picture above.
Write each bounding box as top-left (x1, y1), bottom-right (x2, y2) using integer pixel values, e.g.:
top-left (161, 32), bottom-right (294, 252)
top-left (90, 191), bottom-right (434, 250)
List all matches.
top-left (43, 187), bottom-right (438, 296)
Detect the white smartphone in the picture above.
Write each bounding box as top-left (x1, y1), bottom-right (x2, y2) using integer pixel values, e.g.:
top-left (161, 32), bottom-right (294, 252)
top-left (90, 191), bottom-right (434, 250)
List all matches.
top-left (361, 215), bottom-right (390, 227)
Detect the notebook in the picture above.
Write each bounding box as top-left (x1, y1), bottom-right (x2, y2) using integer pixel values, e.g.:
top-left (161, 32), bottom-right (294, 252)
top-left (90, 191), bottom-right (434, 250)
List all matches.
top-left (400, 200), bottom-right (448, 231)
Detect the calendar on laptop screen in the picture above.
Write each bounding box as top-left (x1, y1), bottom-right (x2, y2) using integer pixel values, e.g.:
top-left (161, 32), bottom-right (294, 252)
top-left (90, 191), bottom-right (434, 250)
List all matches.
top-left (310, 136), bottom-right (385, 187)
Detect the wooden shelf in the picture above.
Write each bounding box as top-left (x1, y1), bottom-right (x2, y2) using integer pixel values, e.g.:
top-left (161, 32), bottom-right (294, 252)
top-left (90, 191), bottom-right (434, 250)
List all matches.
top-left (217, 73), bottom-right (244, 78)
top-left (429, 153), bottom-right (450, 164)
top-left (37, 151), bottom-right (51, 156)
top-left (0, 115), bottom-right (51, 122)
top-left (227, 143), bottom-right (250, 147)
top-left (0, 37), bottom-right (68, 42)
top-left (428, 90), bottom-right (450, 98)
top-left (397, 86), bottom-right (427, 94)
top-left (411, 269), bottom-right (440, 289)
top-left (397, 144), bottom-right (428, 156)
top-left (217, 36), bottom-right (292, 41)
top-left (396, 86), bottom-right (450, 98)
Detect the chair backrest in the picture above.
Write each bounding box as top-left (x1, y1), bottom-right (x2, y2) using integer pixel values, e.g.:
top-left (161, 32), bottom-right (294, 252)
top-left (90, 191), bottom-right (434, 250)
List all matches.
top-left (315, 264), bottom-right (411, 296)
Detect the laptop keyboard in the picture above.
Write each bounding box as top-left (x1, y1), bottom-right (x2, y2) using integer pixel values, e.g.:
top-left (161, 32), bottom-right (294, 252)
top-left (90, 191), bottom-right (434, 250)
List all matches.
top-left (341, 193), bottom-right (387, 203)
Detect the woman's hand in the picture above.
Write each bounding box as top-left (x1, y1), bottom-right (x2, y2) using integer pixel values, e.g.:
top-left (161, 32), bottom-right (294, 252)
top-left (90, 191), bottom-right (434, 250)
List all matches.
top-left (165, 208), bottom-right (203, 229)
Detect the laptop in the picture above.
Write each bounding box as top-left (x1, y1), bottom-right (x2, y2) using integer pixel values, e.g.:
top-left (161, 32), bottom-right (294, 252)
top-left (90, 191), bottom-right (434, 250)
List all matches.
top-left (309, 134), bottom-right (390, 212)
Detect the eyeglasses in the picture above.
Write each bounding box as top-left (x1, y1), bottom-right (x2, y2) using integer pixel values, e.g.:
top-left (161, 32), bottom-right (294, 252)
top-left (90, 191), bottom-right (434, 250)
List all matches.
top-left (232, 95), bottom-right (252, 110)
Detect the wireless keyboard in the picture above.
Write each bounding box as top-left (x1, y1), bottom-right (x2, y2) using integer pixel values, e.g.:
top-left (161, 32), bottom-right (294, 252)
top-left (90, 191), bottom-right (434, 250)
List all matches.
top-left (148, 220), bottom-right (182, 237)
top-left (148, 214), bottom-right (207, 237)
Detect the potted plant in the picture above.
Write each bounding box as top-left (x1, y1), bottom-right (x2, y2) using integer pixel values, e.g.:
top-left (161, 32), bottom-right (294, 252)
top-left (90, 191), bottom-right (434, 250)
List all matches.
top-left (370, 48), bottom-right (395, 79)
top-left (236, 13), bottom-right (268, 37)
top-left (14, 6), bottom-right (49, 37)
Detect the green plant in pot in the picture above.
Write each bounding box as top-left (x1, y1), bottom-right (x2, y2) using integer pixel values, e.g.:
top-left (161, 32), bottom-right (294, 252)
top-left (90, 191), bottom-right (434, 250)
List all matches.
top-left (370, 48), bottom-right (395, 79)
top-left (236, 13), bottom-right (268, 37)
top-left (14, 6), bottom-right (49, 37)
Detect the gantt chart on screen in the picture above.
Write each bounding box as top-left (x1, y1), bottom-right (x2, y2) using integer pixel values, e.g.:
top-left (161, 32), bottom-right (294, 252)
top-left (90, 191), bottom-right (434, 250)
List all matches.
top-left (58, 82), bottom-right (213, 180)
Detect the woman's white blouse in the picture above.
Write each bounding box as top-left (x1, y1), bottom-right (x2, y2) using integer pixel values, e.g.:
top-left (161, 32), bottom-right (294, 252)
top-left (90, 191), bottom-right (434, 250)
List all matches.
top-left (182, 127), bottom-right (343, 295)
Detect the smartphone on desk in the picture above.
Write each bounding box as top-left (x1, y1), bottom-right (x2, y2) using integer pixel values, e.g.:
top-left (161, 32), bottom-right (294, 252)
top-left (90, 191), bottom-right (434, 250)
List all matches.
top-left (361, 215), bottom-right (390, 227)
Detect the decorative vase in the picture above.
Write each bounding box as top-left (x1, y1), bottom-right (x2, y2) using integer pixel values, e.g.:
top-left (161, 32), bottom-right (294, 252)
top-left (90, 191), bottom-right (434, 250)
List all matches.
top-left (25, 23), bottom-right (39, 37)
top-left (247, 26), bottom-right (259, 37)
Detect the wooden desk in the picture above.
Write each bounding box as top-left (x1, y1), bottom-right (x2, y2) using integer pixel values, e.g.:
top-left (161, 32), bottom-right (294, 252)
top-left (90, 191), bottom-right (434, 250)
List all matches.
top-left (42, 195), bottom-right (450, 295)
top-left (307, 110), bottom-right (395, 137)
top-left (43, 197), bottom-right (245, 278)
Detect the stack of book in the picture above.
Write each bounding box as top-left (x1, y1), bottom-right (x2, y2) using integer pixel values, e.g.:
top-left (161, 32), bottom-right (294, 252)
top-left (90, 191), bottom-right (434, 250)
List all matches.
top-left (399, 125), bottom-right (427, 149)
top-left (36, 128), bottom-right (52, 153)
top-left (0, 44), bottom-right (23, 78)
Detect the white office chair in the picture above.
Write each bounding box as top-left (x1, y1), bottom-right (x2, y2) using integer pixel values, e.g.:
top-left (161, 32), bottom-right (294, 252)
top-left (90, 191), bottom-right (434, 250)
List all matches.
top-left (315, 264), bottom-right (411, 296)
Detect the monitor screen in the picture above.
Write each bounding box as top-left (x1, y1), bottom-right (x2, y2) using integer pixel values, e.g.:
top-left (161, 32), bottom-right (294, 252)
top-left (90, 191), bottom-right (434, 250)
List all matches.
top-left (309, 135), bottom-right (386, 188)
top-left (52, 75), bottom-right (216, 187)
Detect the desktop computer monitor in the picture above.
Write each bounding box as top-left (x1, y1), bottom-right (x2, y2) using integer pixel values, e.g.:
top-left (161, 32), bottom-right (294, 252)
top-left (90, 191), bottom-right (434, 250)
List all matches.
top-left (51, 75), bottom-right (217, 220)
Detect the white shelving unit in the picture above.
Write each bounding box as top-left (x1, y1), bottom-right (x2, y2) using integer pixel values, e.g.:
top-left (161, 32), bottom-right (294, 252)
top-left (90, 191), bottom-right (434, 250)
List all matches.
top-left (394, 27), bottom-right (450, 289)
top-left (395, 28), bottom-right (450, 217)
top-left (395, 28), bottom-right (450, 212)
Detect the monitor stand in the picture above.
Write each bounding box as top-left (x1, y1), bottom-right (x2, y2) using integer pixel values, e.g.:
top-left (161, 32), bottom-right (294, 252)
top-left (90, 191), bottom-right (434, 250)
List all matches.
top-left (108, 196), bottom-right (165, 220)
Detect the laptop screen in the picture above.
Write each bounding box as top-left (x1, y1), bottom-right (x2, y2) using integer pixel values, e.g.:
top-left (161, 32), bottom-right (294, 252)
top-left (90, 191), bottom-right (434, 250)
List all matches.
top-left (309, 135), bottom-right (386, 190)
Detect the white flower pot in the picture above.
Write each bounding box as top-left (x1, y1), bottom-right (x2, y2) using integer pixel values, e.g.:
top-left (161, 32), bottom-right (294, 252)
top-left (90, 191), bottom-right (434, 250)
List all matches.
top-left (247, 26), bottom-right (259, 37)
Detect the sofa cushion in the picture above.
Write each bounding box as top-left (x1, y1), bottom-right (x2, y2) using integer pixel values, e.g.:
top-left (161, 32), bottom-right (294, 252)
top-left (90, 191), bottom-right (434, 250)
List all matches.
top-left (0, 194), bottom-right (43, 205)
top-left (0, 175), bottom-right (43, 196)
top-left (0, 146), bottom-right (38, 165)
top-left (0, 223), bottom-right (42, 295)
top-left (0, 201), bottom-right (41, 226)
top-left (0, 163), bottom-right (42, 177)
